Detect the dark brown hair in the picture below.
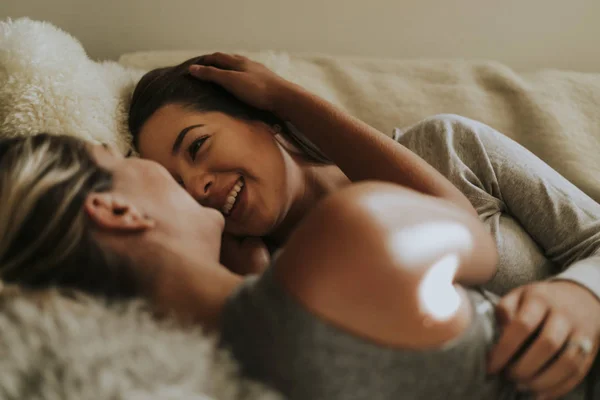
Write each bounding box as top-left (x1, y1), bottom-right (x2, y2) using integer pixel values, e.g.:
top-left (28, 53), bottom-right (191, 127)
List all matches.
top-left (128, 56), bottom-right (331, 164)
top-left (0, 134), bottom-right (138, 299)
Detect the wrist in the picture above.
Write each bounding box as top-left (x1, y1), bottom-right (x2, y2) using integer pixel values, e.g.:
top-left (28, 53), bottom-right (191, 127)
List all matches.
top-left (270, 79), bottom-right (304, 120)
top-left (550, 279), bottom-right (599, 301)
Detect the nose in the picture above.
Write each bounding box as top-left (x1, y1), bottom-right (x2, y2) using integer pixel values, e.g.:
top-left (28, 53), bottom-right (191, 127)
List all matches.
top-left (184, 172), bottom-right (215, 204)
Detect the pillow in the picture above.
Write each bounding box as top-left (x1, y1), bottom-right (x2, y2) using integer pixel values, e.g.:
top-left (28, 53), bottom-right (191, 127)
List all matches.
top-left (0, 288), bottom-right (280, 400)
top-left (0, 18), bottom-right (143, 154)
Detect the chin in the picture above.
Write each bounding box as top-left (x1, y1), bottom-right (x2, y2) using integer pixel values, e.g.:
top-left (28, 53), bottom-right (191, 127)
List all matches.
top-left (203, 208), bottom-right (226, 231)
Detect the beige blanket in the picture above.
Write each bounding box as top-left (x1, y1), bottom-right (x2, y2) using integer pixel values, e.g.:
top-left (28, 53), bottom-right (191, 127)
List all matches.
top-left (1, 18), bottom-right (599, 399)
top-left (121, 51), bottom-right (600, 203)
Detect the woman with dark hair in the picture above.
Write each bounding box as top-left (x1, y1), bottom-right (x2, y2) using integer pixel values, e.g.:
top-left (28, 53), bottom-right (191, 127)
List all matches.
top-left (128, 53), bottom-right (600, 399)
top-left (128, 55), bottom-right (476, 273)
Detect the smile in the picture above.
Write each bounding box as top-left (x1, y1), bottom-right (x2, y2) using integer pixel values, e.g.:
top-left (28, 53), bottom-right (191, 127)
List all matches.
top-left (222, 177), bottom-right (244, 216)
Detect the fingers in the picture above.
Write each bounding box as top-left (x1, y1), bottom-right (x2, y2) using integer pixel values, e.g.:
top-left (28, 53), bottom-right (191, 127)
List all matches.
top-left (488, 293), bottom-right (549, 374)
top-left (189, 64), bottom-right (240, 86)
top-left (189, 52), bottom-right (248, 83)
top-left (193, 52), bottom-right (247, 71)
top-left (507, 312), bottom-right (571, 382)
top-left (526, 334), bottom-right (597, 398)
top-left (489, 283), bottom-right (600, 399)
top-left (494, 288), bottom-right (520, 325)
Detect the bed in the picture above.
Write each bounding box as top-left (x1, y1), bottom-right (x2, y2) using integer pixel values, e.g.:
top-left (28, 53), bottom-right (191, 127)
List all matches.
top-left (1, 17), bottom-right (600, 400)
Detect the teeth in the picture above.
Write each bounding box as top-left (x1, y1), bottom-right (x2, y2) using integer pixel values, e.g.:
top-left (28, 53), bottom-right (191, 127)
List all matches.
top-left (222, 178), bottom-right (244, 215)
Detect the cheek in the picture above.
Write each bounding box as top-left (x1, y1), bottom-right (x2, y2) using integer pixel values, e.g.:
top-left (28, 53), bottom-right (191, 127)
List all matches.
top-left (135, 161), bottom-right (180, 196)
top-left (217, 130), bottom-right (285, 175)
top-left (140, 159), bottom-right (172, 180)
top-left (252, 143), bottom-right (289, 196)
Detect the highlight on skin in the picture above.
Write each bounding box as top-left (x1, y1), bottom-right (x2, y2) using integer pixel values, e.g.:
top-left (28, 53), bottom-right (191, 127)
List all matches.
top-left (358, 191), bottom-right (473, 321)
top-left (418, 253), bottom-right (461, 321)
top-left (388, 221), bottom-right (473, 321)
top-left (388, 221), bottom-right (473, 266)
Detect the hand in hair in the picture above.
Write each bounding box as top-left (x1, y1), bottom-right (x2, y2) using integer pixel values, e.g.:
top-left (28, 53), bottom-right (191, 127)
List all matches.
top-left (188, 53), bottom-right (292, 113)
top-left (220, 234), bottom-right (270, 276)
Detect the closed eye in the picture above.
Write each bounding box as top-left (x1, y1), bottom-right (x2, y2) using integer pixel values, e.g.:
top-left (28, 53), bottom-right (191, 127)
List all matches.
top-left (188, 136), bottom-right (209, 161)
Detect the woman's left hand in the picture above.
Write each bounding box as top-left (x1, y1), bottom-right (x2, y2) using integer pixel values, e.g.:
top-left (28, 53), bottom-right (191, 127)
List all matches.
top-left (188, 52), bottom-right (294, 114)
top-left (488, 281), bottom-right (600, 399)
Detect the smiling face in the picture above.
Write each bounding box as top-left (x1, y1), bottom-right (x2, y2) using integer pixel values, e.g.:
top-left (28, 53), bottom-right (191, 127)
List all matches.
top-left (136, 104), bottom-right (306, 237)
top-left (88, 143), bottom-right (242, 328)
top-left (90, 143), bottom-right (226, 259)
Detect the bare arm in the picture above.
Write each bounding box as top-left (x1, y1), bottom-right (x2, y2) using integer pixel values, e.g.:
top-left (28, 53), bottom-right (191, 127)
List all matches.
top-left (189, 53), bottom-right (476, 216)
top-left (273, 83), bottom-right (476, 215)
top-left (273, 181), bottom-right (497, 348)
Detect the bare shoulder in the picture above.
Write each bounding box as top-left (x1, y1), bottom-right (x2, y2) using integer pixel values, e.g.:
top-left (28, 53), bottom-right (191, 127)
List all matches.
top-left (273, 181), bottom-right (496, 348)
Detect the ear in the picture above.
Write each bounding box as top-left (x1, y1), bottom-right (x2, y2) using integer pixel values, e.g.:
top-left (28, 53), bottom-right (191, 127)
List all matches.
top-left (84, 192), bottom-right (155, 232)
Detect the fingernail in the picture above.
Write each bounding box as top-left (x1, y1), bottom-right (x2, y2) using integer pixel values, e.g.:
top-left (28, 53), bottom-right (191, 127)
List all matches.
top-left (189, 65), bottom-right (201, 72)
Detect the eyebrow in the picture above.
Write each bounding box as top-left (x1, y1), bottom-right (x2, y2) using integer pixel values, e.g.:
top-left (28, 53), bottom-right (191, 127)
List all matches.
top-left (172, 124), bottom-right (204, 155)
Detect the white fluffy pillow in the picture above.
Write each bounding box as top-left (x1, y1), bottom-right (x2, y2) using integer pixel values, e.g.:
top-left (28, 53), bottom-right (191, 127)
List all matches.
top-left (0, 18), bottom-right (143, 153)
top-left (0, 290), bottom-right (281, 400)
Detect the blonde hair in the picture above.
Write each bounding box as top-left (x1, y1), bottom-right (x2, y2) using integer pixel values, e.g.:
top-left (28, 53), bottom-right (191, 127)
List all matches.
top-left (0, 134), bottom-right (137, 298)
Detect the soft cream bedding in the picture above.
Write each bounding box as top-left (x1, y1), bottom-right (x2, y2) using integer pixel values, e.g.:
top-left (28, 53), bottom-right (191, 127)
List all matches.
top-left (2, 17), bottom-right (600, 400)
top-left (121, 50), bottom-right (600, 203)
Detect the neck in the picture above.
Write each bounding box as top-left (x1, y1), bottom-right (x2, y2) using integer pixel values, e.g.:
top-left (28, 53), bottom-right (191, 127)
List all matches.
top-left (269, 161), bottom-right (349, 246)
top-left (119, 229), bottom-right (242, 331)
top-left (155, 254), bottom-right (242, 331)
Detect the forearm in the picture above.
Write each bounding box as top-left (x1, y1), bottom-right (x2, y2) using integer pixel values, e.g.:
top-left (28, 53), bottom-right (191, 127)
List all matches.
top-left (273, 83), bottom-right (476, 216)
